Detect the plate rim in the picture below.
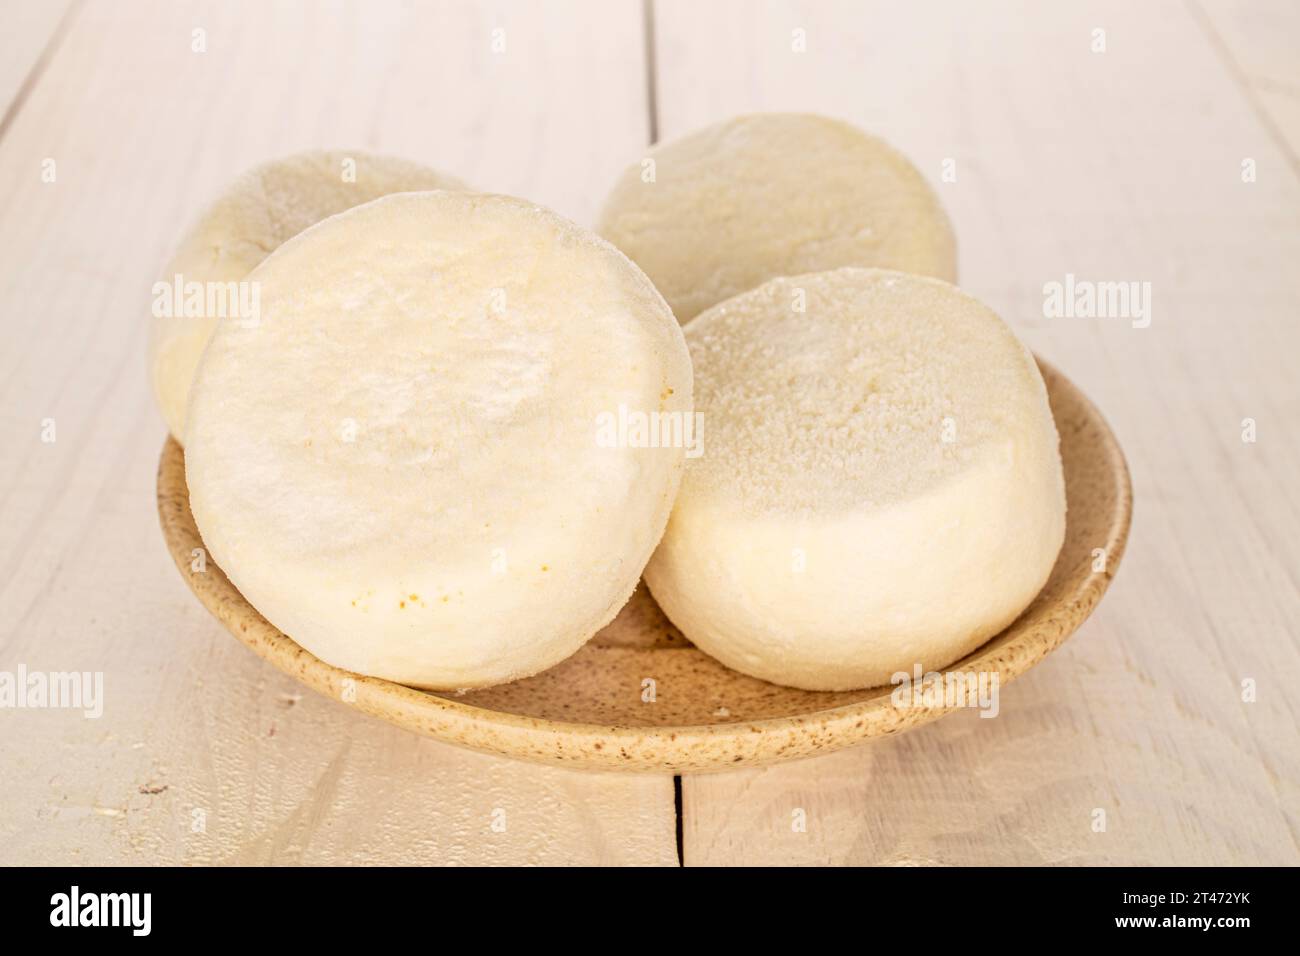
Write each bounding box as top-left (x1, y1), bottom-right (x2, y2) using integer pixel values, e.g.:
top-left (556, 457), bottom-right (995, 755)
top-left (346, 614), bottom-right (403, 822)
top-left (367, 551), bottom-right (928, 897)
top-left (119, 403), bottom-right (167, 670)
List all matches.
top-left (157, 357), bottom-right (1132, 772)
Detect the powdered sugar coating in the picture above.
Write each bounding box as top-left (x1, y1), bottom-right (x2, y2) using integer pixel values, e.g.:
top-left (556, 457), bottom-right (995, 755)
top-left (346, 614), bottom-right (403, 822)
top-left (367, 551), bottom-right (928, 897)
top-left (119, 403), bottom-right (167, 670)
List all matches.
top-left (645, 268), bottom-right (1064, 691)
top-left (149, 150), bottom-right (466, 442)
top-left (186, 191), bottom-right (692, 689)
top-left (597, 113), bottom-right (956, 322)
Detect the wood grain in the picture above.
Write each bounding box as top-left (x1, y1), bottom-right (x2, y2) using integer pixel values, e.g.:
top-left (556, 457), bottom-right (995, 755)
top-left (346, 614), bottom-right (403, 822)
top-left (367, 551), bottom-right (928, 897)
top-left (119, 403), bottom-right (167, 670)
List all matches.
top-left (0, 0), bottom-right (676, 866)
top-left (1195, 0), bottom-right (1300, 169)
top-left (1, 0), bottom-right (1296, 866)
top-left (654, 0), bottom-right (1300, 865)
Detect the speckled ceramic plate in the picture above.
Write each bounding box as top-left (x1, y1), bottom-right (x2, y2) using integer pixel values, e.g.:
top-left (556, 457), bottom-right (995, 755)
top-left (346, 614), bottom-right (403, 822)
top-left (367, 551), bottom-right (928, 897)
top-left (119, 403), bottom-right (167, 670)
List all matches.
top-left (157, 359), bottom-right (1131, 773)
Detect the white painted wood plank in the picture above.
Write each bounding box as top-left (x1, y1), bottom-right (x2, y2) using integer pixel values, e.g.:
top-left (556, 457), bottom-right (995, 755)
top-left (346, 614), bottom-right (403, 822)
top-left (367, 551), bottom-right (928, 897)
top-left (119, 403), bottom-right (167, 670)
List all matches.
top-left (0, 0), bottom-right (75, 120)
top-left (1195, 0), bottom-right (1300, 165)
top-left (0, 0), bottom-right (675, 866)
top-left (654, 0), bottom-right (1300, 866)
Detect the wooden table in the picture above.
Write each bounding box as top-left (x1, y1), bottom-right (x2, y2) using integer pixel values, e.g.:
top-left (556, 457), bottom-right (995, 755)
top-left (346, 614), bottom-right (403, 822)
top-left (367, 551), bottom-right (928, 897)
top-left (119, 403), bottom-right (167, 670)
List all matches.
top-left (1, 0), bottom-right (1296, 866)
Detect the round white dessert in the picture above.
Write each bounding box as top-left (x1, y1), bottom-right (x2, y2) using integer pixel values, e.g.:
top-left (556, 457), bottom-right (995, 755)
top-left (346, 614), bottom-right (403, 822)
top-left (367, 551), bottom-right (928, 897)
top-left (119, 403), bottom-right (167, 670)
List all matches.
top-left (597, 113), bottom-right (956, 323)
top-left (644, 268), bottom-right (1065, 691)
top-left (185, 191), bottom-right (692, 690)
